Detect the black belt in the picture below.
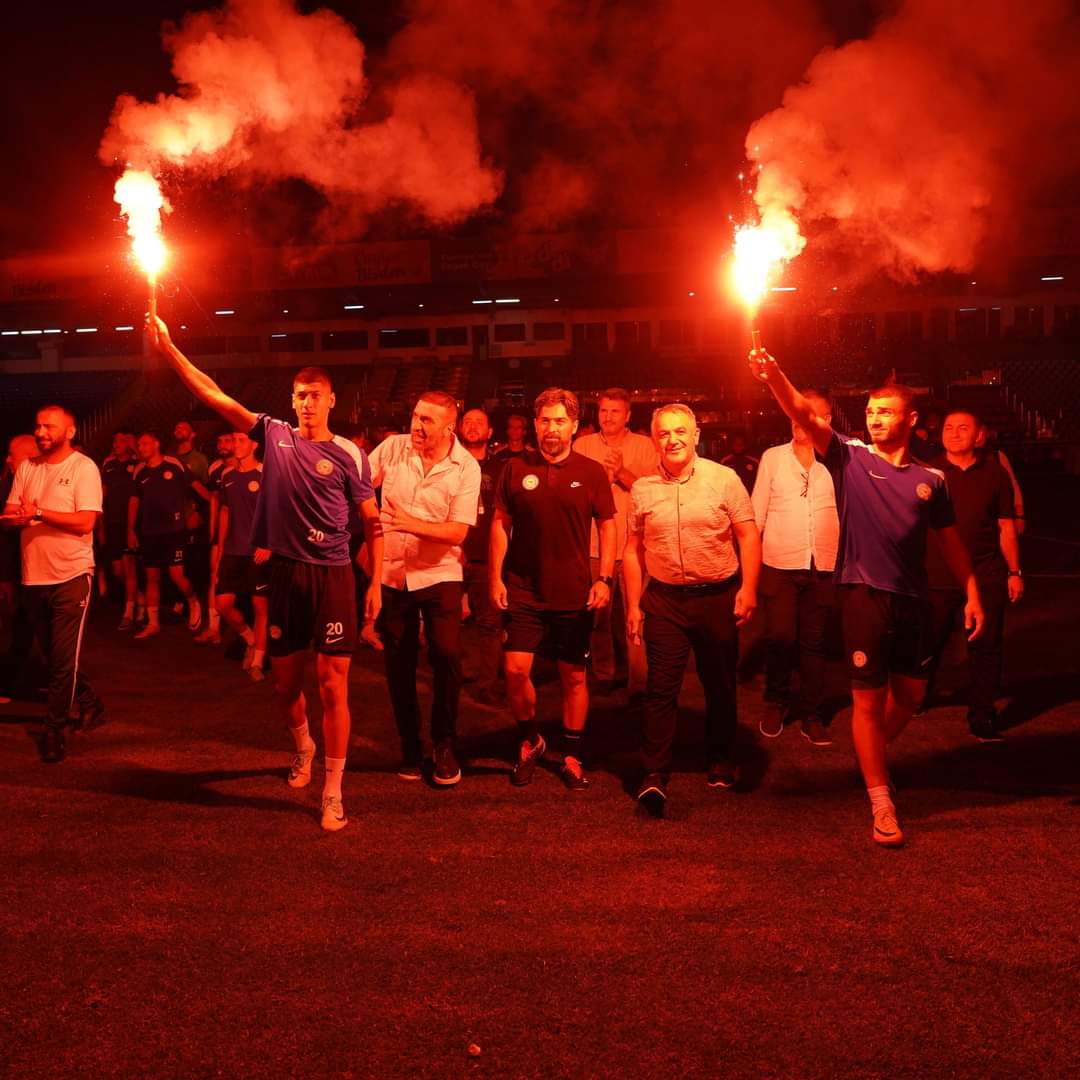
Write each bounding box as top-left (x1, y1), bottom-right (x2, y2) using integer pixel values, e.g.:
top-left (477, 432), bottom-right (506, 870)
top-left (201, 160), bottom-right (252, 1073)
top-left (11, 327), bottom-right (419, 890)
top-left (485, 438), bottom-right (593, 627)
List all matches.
top-left (651, 576), bottom-right (737, 593)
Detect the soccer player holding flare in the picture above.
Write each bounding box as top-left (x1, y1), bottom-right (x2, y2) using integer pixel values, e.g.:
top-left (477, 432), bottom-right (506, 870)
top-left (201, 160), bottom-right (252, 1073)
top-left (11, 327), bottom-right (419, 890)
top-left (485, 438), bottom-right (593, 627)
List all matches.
top-left (750, 348), bottom-right (983, 848)
top-left (147, 316), bottom-right (383, 833)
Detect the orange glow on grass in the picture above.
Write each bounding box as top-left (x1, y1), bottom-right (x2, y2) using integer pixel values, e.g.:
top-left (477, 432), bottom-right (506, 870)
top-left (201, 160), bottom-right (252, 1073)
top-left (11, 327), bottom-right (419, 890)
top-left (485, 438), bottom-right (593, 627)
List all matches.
top-left (114, 169), bottom-right (169, 279)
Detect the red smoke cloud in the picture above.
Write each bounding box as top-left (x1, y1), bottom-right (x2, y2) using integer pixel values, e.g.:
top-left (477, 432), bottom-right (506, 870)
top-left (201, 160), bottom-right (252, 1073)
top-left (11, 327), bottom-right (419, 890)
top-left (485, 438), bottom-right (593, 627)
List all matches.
top-left (100, 0), bottom-right (501, 230)
top-left (746, 0), bottom-right (1080, 278)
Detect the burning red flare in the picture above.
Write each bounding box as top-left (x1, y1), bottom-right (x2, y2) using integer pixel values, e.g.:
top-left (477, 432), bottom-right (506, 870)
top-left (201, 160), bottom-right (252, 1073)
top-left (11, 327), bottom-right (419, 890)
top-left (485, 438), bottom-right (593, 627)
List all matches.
top-left (113, 169), bottom-right (169, 315)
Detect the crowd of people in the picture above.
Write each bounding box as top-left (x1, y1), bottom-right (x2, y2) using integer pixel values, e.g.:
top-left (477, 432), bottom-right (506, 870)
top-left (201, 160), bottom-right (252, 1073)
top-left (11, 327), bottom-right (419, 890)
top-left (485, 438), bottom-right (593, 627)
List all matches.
top-left (0, 315), bottom-right (1027, 846)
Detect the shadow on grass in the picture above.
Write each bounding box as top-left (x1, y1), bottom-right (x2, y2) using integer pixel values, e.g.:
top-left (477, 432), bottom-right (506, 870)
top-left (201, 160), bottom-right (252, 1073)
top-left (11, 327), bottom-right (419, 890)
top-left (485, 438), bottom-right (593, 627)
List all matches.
top-left (92, 765), bottom-right (310, 813)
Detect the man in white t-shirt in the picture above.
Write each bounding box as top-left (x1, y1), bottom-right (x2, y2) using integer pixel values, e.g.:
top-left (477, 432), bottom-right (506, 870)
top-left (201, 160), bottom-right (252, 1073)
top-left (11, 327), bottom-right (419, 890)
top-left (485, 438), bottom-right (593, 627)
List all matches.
top-left (2, 405), bottom-right (104, 763)
top-left (573, 388), bottom-right (657, 696)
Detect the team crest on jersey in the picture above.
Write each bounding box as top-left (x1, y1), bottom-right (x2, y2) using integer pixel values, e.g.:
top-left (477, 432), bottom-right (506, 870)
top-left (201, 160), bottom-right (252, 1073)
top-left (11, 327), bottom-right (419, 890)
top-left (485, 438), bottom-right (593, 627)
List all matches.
top-left (315, 458), bottom-right (334, 477)
top-left (522, 474), bottom-right (539, 491)
top-left (852, 650), bottom-right (868, 668)
top-left (248, 480), bottom-right (260, 493)
top-left (269, 625), bottom-right (282, 640)
top-left (163, 470), bottom-right (174, 480)
top-left (916, 483), bottom-right (932, 501)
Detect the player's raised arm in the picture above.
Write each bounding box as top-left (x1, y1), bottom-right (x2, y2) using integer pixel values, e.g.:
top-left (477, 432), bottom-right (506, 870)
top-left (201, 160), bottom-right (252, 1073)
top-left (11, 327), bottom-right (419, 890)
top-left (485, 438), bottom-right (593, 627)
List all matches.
top-left (748, 348), bottom-right (833, 456)
top-left (147, 316), bottom-right (257, 433)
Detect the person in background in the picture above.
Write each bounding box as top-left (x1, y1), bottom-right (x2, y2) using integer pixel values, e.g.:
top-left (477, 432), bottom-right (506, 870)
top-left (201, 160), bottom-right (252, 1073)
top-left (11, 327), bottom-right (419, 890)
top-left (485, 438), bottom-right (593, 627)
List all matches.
top-left (0, 434), bottom-right (39, 705)
top-left (194, 430), bottom-right (238, 646)
top-left (173, 420), bottom-right (212, 632)
top-left (721, 432), bottom-right (760, 494)
top-left (493, 414), bottom-right (534, 463)
top-left (98, 429), bottom-right (140, 629)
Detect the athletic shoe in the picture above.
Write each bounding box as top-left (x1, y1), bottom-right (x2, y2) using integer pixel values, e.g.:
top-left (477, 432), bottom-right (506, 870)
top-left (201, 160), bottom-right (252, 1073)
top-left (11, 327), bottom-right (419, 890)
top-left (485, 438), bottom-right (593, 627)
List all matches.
top-left (636, 772), bottom-right (667, 812)
top-left (288, 746), bottom-right (315, 788)
top-left (706, 758), bottom-right (741, 789)
top-left (117, 615), bottom-right (134, 631)
top-left (801, 720), bottom-right (833, 747)
top-left (872, 808), bottom-right (905, 848)
top-left (559, 755), bottom-right (590, 790)
top-left (188, 600), bottom-right (202, 631)
top-left (759, 705), bottom-right (787, 739)
top-left (193, 628), bottom-right (220, 645)
top-left (320, 794), bottom-right (347, 832)
top-left (242, 645), bottom-right (256, 671)
top-left (970, 717), bottom-right (1005, 743)
top-left (41, 727), bottom-right (66, 764)
top-left (433, 743), bottom-right (462, 786)
top-left (134, 625), bottom-right (160, 640)
top-left (248, 665), bottom-right (266, 683)
top-left (511, 734), bottom-right (546, 787)
top-left (396, 760), bottom-right (423, 782)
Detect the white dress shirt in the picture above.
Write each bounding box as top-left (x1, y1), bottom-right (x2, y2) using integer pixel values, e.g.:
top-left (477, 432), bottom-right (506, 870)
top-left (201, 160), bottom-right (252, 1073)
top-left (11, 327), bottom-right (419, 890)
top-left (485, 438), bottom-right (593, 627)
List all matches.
top-left (751, 441), bottom-right (838, 572)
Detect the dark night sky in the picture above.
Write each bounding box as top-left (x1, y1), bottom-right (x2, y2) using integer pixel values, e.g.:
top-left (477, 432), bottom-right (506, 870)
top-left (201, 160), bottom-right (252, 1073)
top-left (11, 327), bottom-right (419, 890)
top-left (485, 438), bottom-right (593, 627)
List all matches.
top-left (0, 1), bottom-right (885, 257)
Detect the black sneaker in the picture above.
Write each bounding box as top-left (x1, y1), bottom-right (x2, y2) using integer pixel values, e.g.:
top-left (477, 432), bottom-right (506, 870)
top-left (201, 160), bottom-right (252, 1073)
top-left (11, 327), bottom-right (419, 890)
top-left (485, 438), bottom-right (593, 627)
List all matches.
top-left (73, 698), bottom-right (105, 733)
top-left (559, 755), bottom-right (590, 790)
top-left (396, 760), bottom-right (423, 781)
top-left (759, 705), bottom-right (787, 739)
top-left (970, 723), bottom-right (1005, 743)
top-left (433, 743), bottom-right (462, 786)
top-left (41, 727), bottom-right (66, 764)
top-left (706, 758), bottom-right (740, 789)
top-left (636, 772), bottom-right (667, 812)
top-left (511, 734), bottom-right (546, 787)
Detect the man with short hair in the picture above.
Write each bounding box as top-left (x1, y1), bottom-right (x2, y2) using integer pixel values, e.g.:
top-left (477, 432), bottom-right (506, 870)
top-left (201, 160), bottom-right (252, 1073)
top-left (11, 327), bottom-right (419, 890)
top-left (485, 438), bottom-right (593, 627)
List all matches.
top-left (215, 430), bottom-right (271, 683)
top-left (173, 420), bottom-right (212, 630)
top-left (752, 351), bottom-right (984, 848)
top-left (721, 432), bottom-right (760, 494)
top-left (129, 431), bottom-right (202, 639)
top-left (624, 404), bottom-right (761, 811)
top-left (924, 409), bottom-right (1022, 741)
top-left (2, 406), bottom-right (104, 763)
top-left (458, 407), bottom-right (505, 706)
top-left (751, 391), bottom-right (839, 746)
top-left (99, 429), bottom-right (140, 629)
top-left (573, 387), bottom-right (656, 696)
top-left (368, 392), bottom-right (481, 786)
top-left (149, 315), bottom-right (383, 832)
top-left (493, 414), bottom-right (533, 462)
top-left (490, 388), bottom-right (616, 790)
top-left (194, 430), bottom-right (238, 645)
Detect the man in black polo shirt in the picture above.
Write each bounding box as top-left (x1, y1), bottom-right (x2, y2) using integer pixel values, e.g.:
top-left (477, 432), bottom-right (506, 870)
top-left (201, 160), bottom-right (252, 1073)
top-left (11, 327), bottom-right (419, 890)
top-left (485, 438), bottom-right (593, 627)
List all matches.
top-left (490, 388), bottom-right (616, 789)
top-left (924, 409), bottom-right (1022, 741)
top-left (98, 429), bottom-right (139, 629)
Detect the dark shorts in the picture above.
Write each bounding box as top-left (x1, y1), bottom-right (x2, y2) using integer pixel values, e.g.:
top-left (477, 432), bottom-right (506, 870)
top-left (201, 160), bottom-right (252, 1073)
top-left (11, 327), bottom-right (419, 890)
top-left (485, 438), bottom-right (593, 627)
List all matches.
top-left (139, 532), bottom-right (186, 570)
top-left (217, 553), bottom-right (270, 598)
top-left (839, 583), bottom-right (934, 689)
top-left (102, 521), bottom-right (131, 563)
top-left (267, 557), bottom-right (356, 658)
top-left (504, 586), bottom-right (593, 666)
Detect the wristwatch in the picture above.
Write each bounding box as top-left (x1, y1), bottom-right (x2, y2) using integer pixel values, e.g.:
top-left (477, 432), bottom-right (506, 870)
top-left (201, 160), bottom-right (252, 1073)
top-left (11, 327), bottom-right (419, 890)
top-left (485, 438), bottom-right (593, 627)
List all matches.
top-left (33, 508), bottom-right (44, 521)
top-left (1008, 569), bottom-right (1022, 578)
top-left (596, 575), bottom-right (613, 587)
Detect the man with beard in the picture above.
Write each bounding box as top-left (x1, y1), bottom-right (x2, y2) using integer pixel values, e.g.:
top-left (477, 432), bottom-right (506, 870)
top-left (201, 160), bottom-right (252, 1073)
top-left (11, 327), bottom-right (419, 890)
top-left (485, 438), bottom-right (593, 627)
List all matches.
top-left (98, 429), bottom-right (140, 629)
top-left (623, 404), bottom-right (761, 811)
top-left (751, 350), bottom-right (983, 849)
top-left (458, 408), bottom-right (505, 706)
top-left (490, 388), bottom-right (616, 790)
top-left (2, 406), bottom-right (104, 763)
top-left (149, 315), bottom-right (382, 833)
top-left (368, 392), bottom-right (481, 787)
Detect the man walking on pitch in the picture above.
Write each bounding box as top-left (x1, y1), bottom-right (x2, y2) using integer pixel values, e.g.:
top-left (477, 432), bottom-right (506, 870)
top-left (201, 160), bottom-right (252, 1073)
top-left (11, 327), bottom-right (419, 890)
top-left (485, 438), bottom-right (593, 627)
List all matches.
top-left (751, 350), bottom-right (983, 848)
top-left (149, 316), bottom-right (383, 832)
top-left (2, 406), bottom-right (104, 763)
top-left (490, 388), bottom-right (616, 790)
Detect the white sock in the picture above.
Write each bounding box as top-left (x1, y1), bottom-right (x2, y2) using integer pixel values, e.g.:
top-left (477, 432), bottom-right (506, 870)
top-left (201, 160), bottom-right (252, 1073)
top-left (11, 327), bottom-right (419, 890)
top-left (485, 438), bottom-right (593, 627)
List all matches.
top-left (867, 784), bottom-right (895, 815)
top-left (241, 628), bottom-right (255, 646)
top-left (290, 722), bottom-right (314, 754)
top-left (252, 648), bottom-right (266, 669)
top-left (123, 602), bottom-right (135, 618)
top-left (147, 606), bottom-right (160, 628)
top-left (323, 756), bottom-right (346, 800)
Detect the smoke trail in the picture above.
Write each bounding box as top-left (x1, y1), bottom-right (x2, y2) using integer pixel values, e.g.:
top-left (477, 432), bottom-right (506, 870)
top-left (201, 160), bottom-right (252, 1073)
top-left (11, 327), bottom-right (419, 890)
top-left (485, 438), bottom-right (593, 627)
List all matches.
top-left (100, 0), bottom-right (501, 229)
top-left (746, 0), bottom-right (1080, 277)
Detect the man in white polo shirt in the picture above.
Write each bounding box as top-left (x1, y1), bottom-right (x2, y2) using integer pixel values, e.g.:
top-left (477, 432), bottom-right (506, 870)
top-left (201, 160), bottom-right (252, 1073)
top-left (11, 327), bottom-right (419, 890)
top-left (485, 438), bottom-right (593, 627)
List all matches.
top-left (368, 392), bottom-right (481, 787)
top-left (751, 390), bottom-right (839, 746)
top-left (2, 405), bottom-right (104, 763)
